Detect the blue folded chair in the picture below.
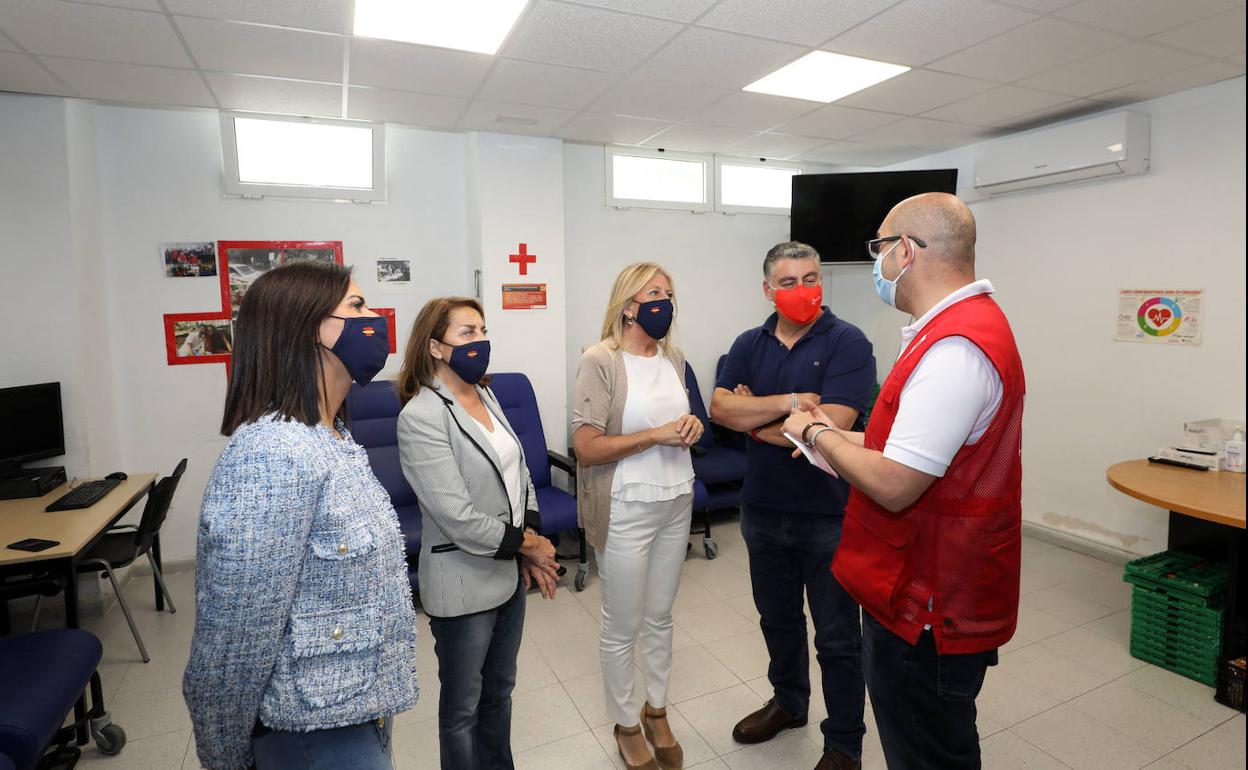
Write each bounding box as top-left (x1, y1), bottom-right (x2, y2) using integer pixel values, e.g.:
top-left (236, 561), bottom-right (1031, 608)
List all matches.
top-left (0, 629), bottom-right (125, 769)
top-left (488, 373), bottom-right (590, 591)
top-left (686, 361), bottom-right (748, 559)
top-left (347, 381), bottom-right (421, 591)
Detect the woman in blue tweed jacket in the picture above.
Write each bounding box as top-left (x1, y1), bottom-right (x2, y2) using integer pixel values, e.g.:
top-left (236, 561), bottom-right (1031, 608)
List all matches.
top-left (183, 262), bottom-right (418, 770)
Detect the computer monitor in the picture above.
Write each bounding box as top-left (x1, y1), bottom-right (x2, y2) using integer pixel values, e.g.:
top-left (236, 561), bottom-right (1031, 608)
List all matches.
top-left (0, 382), bottom-right (66, 473)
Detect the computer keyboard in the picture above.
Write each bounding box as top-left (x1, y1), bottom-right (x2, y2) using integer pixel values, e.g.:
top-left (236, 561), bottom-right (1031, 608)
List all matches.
top-left (45, 479), bottom-right (121, 512)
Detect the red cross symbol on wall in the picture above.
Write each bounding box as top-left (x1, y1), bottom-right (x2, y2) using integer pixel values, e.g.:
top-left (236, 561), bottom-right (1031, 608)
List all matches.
top-left (509, 243), bottom-right (536, 275)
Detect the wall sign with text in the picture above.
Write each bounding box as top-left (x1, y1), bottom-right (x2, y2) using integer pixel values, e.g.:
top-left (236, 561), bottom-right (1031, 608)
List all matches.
top-left (1115, 288), bottom-right (1203, 345)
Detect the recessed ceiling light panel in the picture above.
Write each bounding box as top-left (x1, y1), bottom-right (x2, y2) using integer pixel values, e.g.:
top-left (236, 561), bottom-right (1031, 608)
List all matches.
top-left (744, 51), bottom-right (909, 103)
top-left (354, 0), bottom-right (530, 55)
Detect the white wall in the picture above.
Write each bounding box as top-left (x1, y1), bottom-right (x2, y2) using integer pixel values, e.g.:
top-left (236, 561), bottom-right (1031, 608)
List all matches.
top-left (883, 77), bottom-right (1246, 554)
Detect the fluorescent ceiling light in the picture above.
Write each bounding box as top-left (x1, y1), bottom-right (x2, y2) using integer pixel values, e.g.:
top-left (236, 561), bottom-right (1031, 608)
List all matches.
top-left (353, 0), bottom-right (529, 55)
top-left (744, 51), bottom-right (909, 103)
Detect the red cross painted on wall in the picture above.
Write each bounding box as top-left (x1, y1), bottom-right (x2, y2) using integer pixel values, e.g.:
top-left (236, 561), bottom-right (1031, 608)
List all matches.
top-left (509, 243), bottom-right (536, 275)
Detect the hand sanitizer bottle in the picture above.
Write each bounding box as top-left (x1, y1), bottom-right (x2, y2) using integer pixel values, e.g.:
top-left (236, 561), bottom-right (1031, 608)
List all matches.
top-left (1225, 429), bottom-right (1246, 473)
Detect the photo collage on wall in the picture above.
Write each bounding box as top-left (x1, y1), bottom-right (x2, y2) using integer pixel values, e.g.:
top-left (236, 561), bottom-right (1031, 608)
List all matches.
top-left (163, 241), bottom-right (397, 376)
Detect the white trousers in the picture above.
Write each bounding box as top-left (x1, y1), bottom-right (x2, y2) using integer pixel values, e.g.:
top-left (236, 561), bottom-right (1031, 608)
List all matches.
top-left (596, 493), bottom-right (693, 727)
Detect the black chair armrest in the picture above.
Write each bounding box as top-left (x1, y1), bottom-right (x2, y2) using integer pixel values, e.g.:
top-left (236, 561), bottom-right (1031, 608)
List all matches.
top-left (548, 450), bottom-right (576, 476)
top-left (107, 524), bottom-right (139, 533)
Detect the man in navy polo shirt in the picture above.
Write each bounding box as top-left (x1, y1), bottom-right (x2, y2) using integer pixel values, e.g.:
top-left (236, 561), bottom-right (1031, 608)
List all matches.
top-left (711, 241), bottom-right (876, 770)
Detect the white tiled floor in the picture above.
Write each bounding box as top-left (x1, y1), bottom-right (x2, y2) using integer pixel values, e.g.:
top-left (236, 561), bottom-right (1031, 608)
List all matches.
top-left (42, 515), bottom-right (1244, 769)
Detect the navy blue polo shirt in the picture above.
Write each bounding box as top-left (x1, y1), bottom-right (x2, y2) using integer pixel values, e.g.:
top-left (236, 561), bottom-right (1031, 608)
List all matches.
top-left (716, 308), bottom-right (876, 515)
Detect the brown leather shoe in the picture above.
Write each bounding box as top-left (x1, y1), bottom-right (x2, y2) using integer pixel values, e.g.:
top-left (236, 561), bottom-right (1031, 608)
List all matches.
top-left (731, 699), bottom-right (807, 744)
top-left (641, 702), bottom-right (684, 770)
top-left (814, 748), bottom-right (861, 770)
top-left (614, 723), bottom-right (660, 770)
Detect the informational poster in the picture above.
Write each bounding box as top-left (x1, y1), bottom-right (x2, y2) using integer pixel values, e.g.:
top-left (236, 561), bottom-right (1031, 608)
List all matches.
top-left (1115, 288), bottom-right (1203, 345)
top-left (502, 283), bottom-right (547, 310)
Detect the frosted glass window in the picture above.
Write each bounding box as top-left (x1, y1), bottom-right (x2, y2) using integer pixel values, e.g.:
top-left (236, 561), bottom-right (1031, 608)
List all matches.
top-left (720, 163), bottom-right (799, 210)
top-left (611, 154), bottom-right (707, 204)
top-left (233, 118), bottom-right (374, 189)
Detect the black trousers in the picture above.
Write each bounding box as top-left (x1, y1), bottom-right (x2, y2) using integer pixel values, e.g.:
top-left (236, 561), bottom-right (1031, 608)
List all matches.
top-left (862, 612), bottom-right (998, 769)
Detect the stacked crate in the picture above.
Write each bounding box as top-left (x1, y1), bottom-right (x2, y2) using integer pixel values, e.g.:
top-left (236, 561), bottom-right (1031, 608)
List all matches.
top-left (1123, 551), bottom-right (1228, 686)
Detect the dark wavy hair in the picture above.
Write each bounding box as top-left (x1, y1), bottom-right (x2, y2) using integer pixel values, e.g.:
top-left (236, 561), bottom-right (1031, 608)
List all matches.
top-left (220, 261), bottom-right (352, 435)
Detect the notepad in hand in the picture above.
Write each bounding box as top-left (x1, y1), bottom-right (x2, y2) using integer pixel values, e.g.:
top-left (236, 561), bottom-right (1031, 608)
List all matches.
top-left (784, 431), bottom-right (839, 478)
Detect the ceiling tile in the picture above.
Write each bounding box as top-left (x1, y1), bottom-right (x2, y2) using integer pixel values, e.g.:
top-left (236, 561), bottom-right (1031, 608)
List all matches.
top-left (992, 0), bottom-right (1076, 10)
top-left (1151, 7), bottom-right (1246, 58)
top-left (206, 73), bottom-right (342, 116)
top-left (176, 17), bottom-right (343, 82)
top-left (927, 18), bottom-right (1127, 83)
top-left (162, 0), bottom-right (349, 34)
top-left (501, 0), bottom-right (682, 73)
top-left (41, 56), bottom-right (215, 106)
top-left (590, 74), bottom-right (730, 121)
top-left (349, 39), bottom-right (493, 97)
top-left (346, 86), bottom-right (465, 128)
top-left (823, 0), bottom-right (1034, 67)
top-left (836, 68), bottom-right (996, 114)
top-left (1019, 42), bottom-right (1209, 97)
top-left (922, 84), bottom-right (1069, 124)
top-left (0, 29), bottom-right (21, 52)
top-left (1056, 0), bottom-right (1241, 38)
top-left (641, 123), bottom-right (760, 152)
top-left (634, 27), bottom-right (805, 90)
top-left (457, 100), bottom-right (575, 135)
top-left (0, 51), bottom-right (73, 96)
top-left (62, 0), bottom-right (162, 10)
top-left (695, 0), bottom-right (901, 47)
top-left (1094, 60), bottom-right (1245, 104)
top-left (478, 59), bottom-right (615, 111)
top-left (723, 132), bottom-right (828, 159)
top-left (799, 140), bottom-right (933, 166)
top-left (777, 104), bottom-right (901, 139)
top-left (563, 0), bottom-right (719, 22)
top-left (848, 115), bottom-right (993, 149)
top-left (556, 112), bottom-right (672, 145)
top-left (687, 92), bottom-right (822, 130)
top-left (0, 0), bottom-right (191, 67)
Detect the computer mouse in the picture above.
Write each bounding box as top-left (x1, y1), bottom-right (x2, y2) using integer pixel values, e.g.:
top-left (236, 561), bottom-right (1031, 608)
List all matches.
top-left (105, 471), bottom-right (128, 481)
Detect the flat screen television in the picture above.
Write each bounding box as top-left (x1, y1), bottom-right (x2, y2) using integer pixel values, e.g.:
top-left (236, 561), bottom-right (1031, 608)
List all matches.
top-left (0, 382), bottom-right (65, 472)
top-left (791, 169), bottom-right (959, 263)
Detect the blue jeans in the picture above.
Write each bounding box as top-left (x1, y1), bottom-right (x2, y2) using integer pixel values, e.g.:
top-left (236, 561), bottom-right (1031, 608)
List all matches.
top-left (741, 505), bottom-right (865, 759)
top-left (428, 577), bottom-right (526, 770)
top-left (252, 718), bottom-right (393, 769)
top-left (863, 612), bottom-right (997, 770)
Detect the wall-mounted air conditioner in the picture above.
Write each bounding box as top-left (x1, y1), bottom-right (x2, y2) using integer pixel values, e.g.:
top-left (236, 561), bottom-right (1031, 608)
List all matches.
top-left (972, 111), bottom-right (1150, 197)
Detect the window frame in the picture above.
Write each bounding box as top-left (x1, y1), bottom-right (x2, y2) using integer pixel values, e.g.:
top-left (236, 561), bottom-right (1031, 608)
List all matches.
top-left (604, 146), bottom-right (713, 213)
top-left (714, 155), bottom-right (803, 215)
top-left (219, 112), bottom-right (387, 202)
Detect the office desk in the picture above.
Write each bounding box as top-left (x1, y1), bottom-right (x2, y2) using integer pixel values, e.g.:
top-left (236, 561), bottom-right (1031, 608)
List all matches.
top-left (0, 473), bottom-right (158, 629)
top-left (1107, 460), bottom-right (1246, 662)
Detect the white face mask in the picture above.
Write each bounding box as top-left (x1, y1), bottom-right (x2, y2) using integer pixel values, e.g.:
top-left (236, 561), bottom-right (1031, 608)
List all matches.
top-left (872, 239), bottom-right (907, 307)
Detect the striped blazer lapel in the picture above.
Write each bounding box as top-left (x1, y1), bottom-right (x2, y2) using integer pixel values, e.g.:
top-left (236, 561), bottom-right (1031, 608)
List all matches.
top-left (430, 382), bottom-right (505, 482)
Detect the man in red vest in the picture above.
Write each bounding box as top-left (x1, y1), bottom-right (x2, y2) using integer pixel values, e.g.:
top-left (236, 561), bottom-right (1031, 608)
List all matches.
top-left (785, 193), bottom-right (1024, 769)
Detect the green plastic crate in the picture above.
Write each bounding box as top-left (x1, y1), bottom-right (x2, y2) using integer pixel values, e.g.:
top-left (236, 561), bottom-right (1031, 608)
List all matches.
top-left (1131, 587), bottom-right (1224, 636)
top-left (1130, 637), bottom-right (1219, 686)
top-left (1123, 551), bottom-right (1230, 607)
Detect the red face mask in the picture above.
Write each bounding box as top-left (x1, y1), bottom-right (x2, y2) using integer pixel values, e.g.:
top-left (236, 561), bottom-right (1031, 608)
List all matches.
top-left (773, 284), bottom-right (822, 325)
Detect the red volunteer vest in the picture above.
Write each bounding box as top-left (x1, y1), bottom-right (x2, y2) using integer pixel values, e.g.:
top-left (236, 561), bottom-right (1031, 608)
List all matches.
top-left (833, 292), bottom-right (1025, 655)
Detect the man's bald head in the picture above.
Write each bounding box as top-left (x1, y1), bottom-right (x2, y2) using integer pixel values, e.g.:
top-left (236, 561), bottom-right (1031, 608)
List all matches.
top-left (884, 192), bottom-right (977, 271)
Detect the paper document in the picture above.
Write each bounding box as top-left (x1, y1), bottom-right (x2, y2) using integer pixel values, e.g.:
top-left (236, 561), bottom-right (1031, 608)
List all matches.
top-left (784, 431), bottom-right (839, 478)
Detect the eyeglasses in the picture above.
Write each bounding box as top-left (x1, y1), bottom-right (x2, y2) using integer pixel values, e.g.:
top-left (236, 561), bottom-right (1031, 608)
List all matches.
top-left (865, 234), bottom-right (927, 260)
top-left (770, 275), bottom-right (821, 291)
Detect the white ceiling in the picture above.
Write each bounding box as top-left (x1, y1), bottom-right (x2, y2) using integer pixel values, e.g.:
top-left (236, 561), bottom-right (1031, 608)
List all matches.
top-left (0, 0), bottom-right (1243, 166)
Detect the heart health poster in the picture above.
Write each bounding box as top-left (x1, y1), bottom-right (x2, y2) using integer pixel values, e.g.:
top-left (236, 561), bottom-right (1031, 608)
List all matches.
top-left (1115, 288), bottom-right (1203, 345)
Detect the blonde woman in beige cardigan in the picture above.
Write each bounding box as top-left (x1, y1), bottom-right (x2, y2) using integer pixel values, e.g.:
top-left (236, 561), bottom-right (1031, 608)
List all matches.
top-left (572, 262), bottom-right (704, 770)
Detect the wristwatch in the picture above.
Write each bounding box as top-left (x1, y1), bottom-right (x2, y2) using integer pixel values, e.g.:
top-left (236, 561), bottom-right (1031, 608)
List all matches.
top-left (801, 421), bottom-right (828, 447)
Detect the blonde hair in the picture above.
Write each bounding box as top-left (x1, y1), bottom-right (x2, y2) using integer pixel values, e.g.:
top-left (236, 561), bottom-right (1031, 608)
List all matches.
top-left (599, 262), bottom-right (676, 353)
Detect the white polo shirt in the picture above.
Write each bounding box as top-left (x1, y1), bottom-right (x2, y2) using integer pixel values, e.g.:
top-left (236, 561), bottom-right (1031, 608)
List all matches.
top-left (882, 279), bottom-right (1004, 478)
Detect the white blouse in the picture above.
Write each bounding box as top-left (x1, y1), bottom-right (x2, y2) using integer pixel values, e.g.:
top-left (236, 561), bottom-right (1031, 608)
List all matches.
top-left (472, 413), bottom-right (525, 527)
top-left (611, 351), bottom-right (696, 503)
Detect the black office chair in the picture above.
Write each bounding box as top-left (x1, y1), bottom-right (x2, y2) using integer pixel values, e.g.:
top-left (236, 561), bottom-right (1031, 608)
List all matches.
top-left (31, 459), bottom-right (187, 663)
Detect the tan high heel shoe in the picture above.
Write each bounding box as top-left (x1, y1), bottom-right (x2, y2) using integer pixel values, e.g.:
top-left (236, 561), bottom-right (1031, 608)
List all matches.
top-left (641, 702), bottom-right (684, 770)
top-left (614, 723), bottom-right (660, 770)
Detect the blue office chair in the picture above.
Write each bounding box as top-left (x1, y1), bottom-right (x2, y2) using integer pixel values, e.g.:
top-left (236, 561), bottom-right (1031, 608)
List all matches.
top-left (686, 361), bottom-right (748, 559)
top-left (0, 629), bottom-right (126, 768)
top-left (488, 373), bottom-right (590, 591)
top-left (346, 382), bottom-right (421, 592)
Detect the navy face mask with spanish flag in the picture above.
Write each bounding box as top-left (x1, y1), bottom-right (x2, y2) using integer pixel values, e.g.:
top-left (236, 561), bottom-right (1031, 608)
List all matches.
top-left (328, 315), bottom-right (389, 386)
top-left (442, 339), bottom-right (491, 384)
